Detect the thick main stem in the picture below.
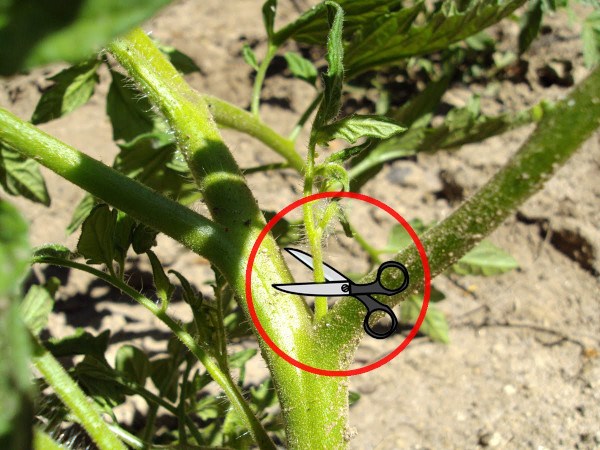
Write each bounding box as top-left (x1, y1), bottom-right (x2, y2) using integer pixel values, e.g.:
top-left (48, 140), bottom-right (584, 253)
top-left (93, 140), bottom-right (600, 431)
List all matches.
top-left (109, 28), bottom-right (351, 449)
top-left (316, 65), bottom-right (600, 353)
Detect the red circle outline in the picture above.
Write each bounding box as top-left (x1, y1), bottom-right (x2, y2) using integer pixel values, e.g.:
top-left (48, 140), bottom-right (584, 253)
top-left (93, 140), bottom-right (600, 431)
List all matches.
top-left (246, 192), bottom-right (431, 376)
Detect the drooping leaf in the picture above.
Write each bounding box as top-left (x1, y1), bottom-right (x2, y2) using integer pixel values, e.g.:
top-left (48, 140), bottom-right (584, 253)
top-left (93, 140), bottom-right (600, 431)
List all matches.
top-left (451, 240), bottom-right (519, 276)
top-left (0, 0), bottom-right (172, 75)
top-left (146, 250), bottom-right (174, 305)
top-left (31, 59), bottom-right (100, 124)
top-left (106, 69), bottom-right (160, 142)
top-left (76, 204), bottom-right (116, 266)
top-left (583, 11), bottom-right (600, 68)
top-left (315, 114), bottom-right (406, 145)
top-left (401, 295), bottom-right (449, 343)
top-left (262, 0), bottom-right (277, 39)
top-left (115, 345), bottom-right (150, 386)
top-left (19, 284), bottom-right (55, 337)
top-left (74, 355), bottom-right (127, 410)
top-left (284, 51), bottom-right (318, 86)
top-left (46, 329), bottom-right (110, 360)
top-left (157, 43), bottom-right (201, 74)
top-left (313, 2), bottom-right (345, 130)
top-left (131, 223), bottom-right (158, 254)
top-left (518, 0), bottom-right (543, 54)
top-left (0, 144), bottom-right (50, 206)
top-left (0, 200), bottom-right (30, 296)
top-left (242, 44), bottom-right (259, 71)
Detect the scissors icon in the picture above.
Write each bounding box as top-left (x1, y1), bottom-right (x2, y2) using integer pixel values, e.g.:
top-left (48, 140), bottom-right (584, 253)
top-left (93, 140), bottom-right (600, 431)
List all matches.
top-left (272, 248), bottom-right (409, 339)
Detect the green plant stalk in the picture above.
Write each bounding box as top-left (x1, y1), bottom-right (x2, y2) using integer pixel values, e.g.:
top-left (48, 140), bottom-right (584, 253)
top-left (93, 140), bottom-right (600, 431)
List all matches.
top-left (32, 341), bottom-right (126, 450)
top-left (0, 109), bottom-right (225, 264)
top-left (33, 428), bottom-right (68, 450)
top-left (316, 65), bottom-right (600, 353)
top-left (109, 28), bottom-right (351, 449)
top-left (251, 44), bottom-right (278, 116)
top-left (34, 257), bottom-right (271, 450)
top-left (205, 95), bottom-right (304, 171)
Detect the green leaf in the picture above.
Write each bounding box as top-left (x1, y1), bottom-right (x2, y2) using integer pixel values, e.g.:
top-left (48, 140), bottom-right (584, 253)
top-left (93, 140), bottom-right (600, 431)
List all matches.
top-left (451, 240), bottom-right (519, 276)
top-left (262, 211), bottom-right (302, 246)
top-left (115, 345), bottom-right (150, 386)
top-left (262, 0), bottom-right (277, 39)
top-left (348, 390), bottom-right (361, 406)
top-left (228, 348), bottom-right (257, 369)
top-left (401, 296), bottom-right (449, 343)
top-left (19, 284), bottom-right (55, 337)
top-left (0, 0), bottom-right (172, 75)
top-left (242, 44), bottom-right (259, 71)
top-left (518, 0), bottom-right (543, 54)
top-left (0, 200), bottom-right (30, 296)
top-left (313, 2), bottom-right (345, 129)
top-left (345, 0), bottom-right (526, 76)
top-left (131, 223), bottom-right (158, 254)
top-left (146, 250), bottom-right (174, 305)
top-left (66, 194), bottom-right (96, 235)
top-left (46, 329), bottom-right (110, 360)
top-left (74, 355), bottom-right (127, 410)
top-left (0, 144), bottom-right (50, 206)
top-left (325, 140), bottom-right (375, 164)
top-left (385, 219), bottom-right (428, 253)
top-left (157, 43), bottom-right (201, 74)
top-left (31, 59), bottom-right (100, 124)
top-left (583, 11), bottom-right (600, 68)
top-left (32, 244), bottom-right (73, 262)
top-left (113, 211), bottom-right (134, 267)
top-left (315, 114), bottom-right (406, 145)
top-left (76, 204), bottom-right (116, 266)
top-left (106, 69), bottom-right (159, 142)
top-left (150, 356), bottom-right (180, 402)
top-left (284, 51), bottom-right (318, 86)
top-left (169, 269), bottom-right (203, 309)
top-left (391, 74), bottom-right (451, 127)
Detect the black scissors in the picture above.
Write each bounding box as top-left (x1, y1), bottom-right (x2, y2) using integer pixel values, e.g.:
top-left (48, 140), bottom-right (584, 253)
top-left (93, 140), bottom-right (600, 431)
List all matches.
top-left (272, 248), bottom-right (409, 339)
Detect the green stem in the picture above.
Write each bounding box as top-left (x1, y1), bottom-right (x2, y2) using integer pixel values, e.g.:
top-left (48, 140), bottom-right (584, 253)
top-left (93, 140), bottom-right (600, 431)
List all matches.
top-left (109, 28), bottom-right (349, 449)
top-left (33, 428), bottom-right (68, 450)
top-left (0, 108), bottom-right (226, 264)
top-left (32, 342), bottom-right (126, 450)
top-left (205, 95), bottom-right (304, 172)
top-left (34, 257), bottom-right (273, 450)
top-left (316, 65), bottom-right (600, 354)
top-left (251, 44), bottom-right (277, 116)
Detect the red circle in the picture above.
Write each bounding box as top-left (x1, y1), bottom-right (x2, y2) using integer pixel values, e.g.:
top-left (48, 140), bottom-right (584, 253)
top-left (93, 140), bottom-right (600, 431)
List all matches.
top-left (246, 192), bottom-right (431, 376)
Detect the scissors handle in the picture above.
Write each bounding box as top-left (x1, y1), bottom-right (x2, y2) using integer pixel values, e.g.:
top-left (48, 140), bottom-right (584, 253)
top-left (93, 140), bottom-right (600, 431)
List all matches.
top-left (357, 295), bottom-right (398, 339)
top-left (350, 261), bottom-right (409, 296)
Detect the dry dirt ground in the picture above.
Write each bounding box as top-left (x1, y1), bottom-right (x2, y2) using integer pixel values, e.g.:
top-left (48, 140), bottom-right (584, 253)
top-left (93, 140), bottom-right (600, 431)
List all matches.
top-left (2, 0), bottom-right (599, 449)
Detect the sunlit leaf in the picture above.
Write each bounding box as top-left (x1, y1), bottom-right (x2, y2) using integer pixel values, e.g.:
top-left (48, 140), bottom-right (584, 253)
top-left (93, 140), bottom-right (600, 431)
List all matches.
top-left (451, 240), bottom-right (519, 276)
top-left (0, 144), bottom-right (50, 206)
top-left (315, 115), bottom-right (406, 145)
top-left (284, 51), bottom-right (318, 86)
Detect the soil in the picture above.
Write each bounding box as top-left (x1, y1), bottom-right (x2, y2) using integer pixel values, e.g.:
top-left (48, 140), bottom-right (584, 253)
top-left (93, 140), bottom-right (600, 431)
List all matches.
top-left (2, 0), bottom-right (599, 449)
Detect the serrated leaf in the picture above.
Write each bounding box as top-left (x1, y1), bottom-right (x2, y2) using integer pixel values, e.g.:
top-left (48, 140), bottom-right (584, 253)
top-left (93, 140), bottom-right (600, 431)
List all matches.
top-left (46, 329), bottom-right (110, 360)
top-left (32, 244), bottom-right (73, 262)
top-left (19, 284), bottom-right (54, 337)
top-left (313, 2), bottom-right (345, 129)
top-left (345, 0), bottom-right (526, 76)
top-left (0, 0), bottom-right (172, 75)
top-left (262, 0), bottom-right (277, 39)
top-left (76, 204), bottom-right (116, 266)
top-left (31, 59), bottom-right (100, 124)
top-left (242, 44), bottom-right (259, 71)
top-left (115, 345), bottom-right (150, 386)
top-left (451, 240), bottom-right (519, 276)
top-left (0, 200), bottom-right (30, 296)
top-left (106, 69), bottom-right (158, 142)
top-left (401, 296), bottom-right (449, 343)
top-left (518, 0), bottom-right (543, 54)
top-left (284, 51), bottom-right (318, 86)
top-left (583, 11), bottom-right (600, 68)
top-left (66, 194), bottom-right (96, 235)
top-left (315, 114), bottom-right (406, 145)
top-left (228, 348), bottom-right (257, 369)
top-left (146, 250), bottom-right (174, 305)
top-left (0, 144), bottom-right (50, 206)
top-left (157, 43), bottom-right (201, 74)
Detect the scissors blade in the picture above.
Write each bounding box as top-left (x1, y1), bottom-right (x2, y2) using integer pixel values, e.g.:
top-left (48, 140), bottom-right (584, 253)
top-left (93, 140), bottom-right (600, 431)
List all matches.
top-left (272, 281), bottom-right (348, 297)
top-left (284, 248), bottom-right (349, 282)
